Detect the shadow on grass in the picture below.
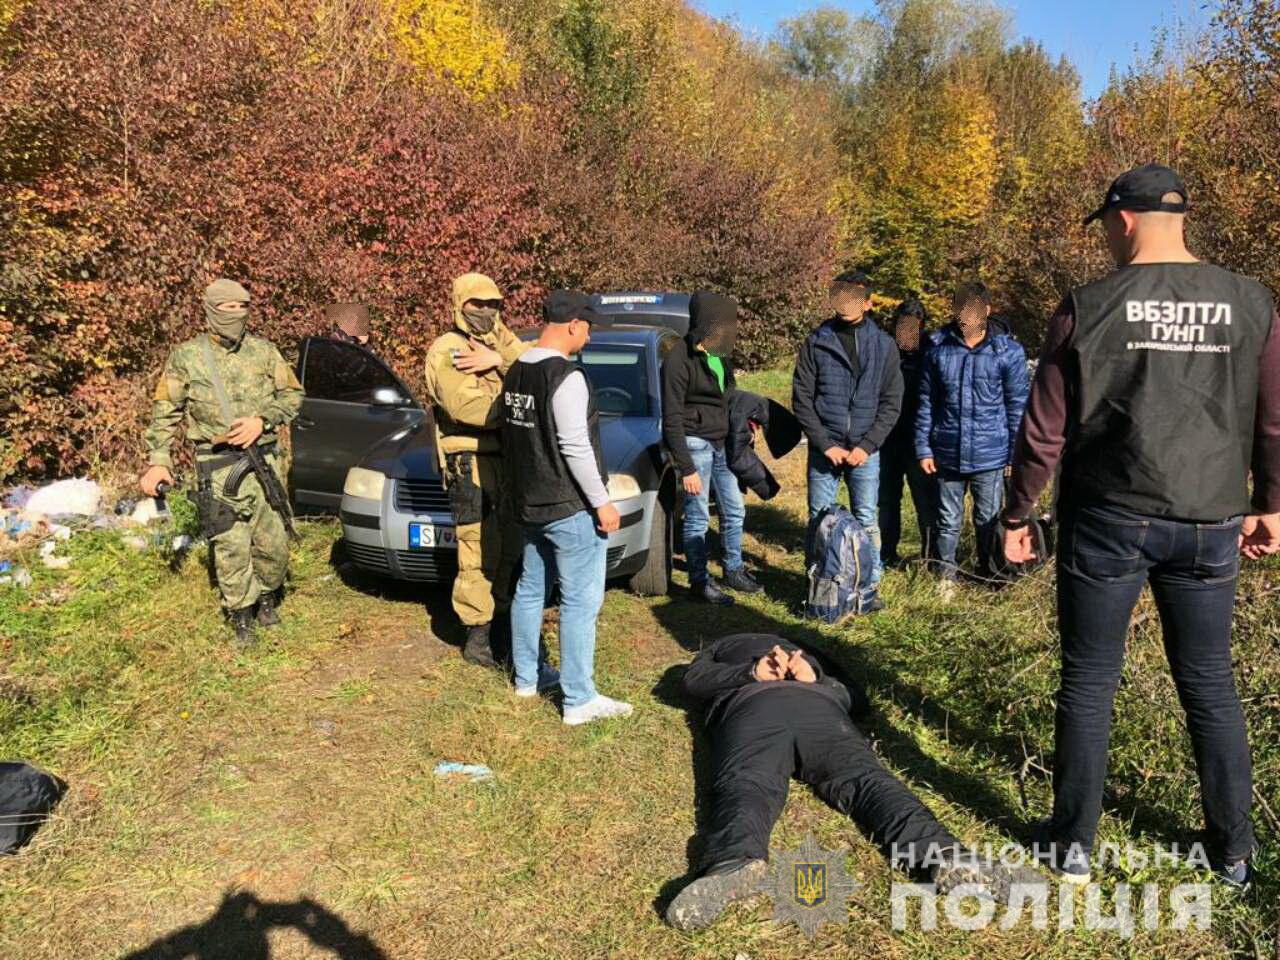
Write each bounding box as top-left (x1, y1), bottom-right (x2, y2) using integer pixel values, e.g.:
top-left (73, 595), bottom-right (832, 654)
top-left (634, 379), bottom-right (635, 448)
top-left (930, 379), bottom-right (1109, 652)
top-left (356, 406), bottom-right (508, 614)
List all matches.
top-left (650, 662), bottom-right (716, 916)
top-left (120, 890), bottom-right (386, 959)
top-left (328, 539), bottom-right (464, 649)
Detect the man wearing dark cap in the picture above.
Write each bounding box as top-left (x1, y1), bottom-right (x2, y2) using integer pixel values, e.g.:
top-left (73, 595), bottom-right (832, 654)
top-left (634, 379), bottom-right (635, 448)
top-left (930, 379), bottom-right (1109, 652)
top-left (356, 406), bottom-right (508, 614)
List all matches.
top-left (1004, 164), bottom-right (1280, 888)
top-left (661, 291), bottom-right (758, 605)
top-left (327, 302), bottom-right (372, 346)
top-left (501, 291), bottom-right (633, 726)
top-left (141, 279), bottom-right (304, 646)
top-left (792, 270), bottom-right (903, 598)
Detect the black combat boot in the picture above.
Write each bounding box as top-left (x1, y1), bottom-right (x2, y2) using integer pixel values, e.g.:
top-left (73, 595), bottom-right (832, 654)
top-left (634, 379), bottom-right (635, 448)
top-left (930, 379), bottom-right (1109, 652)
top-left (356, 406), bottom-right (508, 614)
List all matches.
top-left (692, 578), bottom-right (735, 606)
top-left (256, 589), bottom-right (281, 627)
top-left (462, 623), bottom-right (499, 669)
top-left (229, 606), bottom-right (257, 648)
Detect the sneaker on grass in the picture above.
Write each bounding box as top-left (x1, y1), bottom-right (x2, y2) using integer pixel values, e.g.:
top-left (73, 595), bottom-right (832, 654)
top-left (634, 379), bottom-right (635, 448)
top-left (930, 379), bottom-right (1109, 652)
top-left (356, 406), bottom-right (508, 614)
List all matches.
top-left (563, 694), bottom-right (633, 726)
top-left (515, 664), bottom-right (561, 698)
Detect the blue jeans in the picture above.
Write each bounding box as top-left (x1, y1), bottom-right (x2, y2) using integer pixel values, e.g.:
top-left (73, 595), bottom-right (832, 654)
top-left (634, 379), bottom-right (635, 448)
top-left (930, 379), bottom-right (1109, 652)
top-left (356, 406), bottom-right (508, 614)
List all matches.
top-left (510, 510), bottom-right (607, 709)
top-left (807, 448), bottom-right (882, 586)
top-left (683, 436), bottom-right (746, 586)
top-left (934, 467), bottom-right (1003, 579)
top-left (1051, 505), bottom-right (1253, 863)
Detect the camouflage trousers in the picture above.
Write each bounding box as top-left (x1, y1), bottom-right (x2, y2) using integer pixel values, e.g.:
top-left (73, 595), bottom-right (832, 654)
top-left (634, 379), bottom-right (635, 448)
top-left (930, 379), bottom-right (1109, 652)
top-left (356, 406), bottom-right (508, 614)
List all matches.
top-left (198, 450), bottom-right (290, 612)
top-left (447, 451), bottom-right (521, 627)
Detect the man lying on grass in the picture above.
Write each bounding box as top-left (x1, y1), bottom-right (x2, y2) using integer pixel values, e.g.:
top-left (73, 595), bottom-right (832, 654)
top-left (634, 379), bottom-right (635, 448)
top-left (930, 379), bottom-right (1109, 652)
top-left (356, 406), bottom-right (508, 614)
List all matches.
top-left (665, 632), bottom-right (1041, 931)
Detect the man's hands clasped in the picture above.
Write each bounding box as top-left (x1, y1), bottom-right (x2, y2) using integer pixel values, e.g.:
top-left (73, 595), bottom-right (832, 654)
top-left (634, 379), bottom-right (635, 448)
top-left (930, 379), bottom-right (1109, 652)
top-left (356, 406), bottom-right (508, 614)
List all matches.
top-left (753, 645), bottom-right (817, 684)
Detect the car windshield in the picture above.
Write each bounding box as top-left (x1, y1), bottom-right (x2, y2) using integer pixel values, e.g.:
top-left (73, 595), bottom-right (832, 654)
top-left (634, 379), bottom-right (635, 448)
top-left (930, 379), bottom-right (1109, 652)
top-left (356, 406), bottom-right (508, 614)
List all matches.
top-left (575, 344), bottom-right (650, 416)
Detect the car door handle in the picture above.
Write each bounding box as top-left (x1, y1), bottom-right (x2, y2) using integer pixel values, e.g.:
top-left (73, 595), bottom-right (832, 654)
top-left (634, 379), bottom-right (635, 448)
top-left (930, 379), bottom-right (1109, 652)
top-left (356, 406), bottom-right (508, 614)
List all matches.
top-left (295, 416), bottom-right (316, 429)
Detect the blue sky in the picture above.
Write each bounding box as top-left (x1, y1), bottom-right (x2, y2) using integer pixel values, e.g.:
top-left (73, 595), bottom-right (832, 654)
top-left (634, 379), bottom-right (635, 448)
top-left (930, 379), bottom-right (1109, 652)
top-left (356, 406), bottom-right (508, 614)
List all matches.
top-left (694, 0), bottom-right (1208, 99)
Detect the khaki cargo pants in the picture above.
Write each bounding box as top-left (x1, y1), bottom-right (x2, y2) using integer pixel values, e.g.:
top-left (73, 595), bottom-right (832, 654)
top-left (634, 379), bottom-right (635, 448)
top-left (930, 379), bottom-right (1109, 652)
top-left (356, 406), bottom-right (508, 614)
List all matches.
top-left (200, 451), bottom-right (290, 612)
top-left (446, 452), bottom-right (520, 627)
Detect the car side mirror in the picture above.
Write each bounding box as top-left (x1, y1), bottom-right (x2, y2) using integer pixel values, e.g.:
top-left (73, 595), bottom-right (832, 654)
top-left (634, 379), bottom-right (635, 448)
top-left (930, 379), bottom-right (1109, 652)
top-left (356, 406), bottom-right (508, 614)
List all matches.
top-left (370, 386), bottom-right (407, 407)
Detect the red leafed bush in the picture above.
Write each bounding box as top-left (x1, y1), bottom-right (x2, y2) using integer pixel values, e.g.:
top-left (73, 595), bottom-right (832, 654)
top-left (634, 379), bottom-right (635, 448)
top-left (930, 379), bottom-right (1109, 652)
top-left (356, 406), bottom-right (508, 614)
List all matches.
top-left (0, 0), bottom-right (834, 482)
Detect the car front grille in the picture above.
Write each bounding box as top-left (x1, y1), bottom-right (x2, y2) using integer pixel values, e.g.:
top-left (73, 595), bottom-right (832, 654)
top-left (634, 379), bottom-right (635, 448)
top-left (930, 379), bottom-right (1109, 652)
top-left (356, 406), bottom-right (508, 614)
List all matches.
top-left (606, 545), bottom-right (626, 568)
top-left (395, 549), bottom-right (458, 580)
top-left (344, 541), bottom-right (391, 571)
top-left (394, 478), bottom-right (451, 515)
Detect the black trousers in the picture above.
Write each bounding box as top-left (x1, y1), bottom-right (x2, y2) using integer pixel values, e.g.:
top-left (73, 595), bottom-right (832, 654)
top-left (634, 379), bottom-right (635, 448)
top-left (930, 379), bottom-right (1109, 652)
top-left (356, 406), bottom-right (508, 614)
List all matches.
top-left (1052, 504), bottom-right (1255, 863)
top-left (703, 687), bottom-right (959, 872)
top-left (878, 435), bottom-right (938, 563)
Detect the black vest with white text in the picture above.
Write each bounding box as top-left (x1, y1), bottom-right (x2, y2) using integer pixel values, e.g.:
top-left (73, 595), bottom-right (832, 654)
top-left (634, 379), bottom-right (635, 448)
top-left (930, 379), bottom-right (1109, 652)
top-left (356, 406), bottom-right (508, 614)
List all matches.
top-left (501, 355), bottom-right (608, 525)
top-left (1064, 262), bottom-right (1273, 520)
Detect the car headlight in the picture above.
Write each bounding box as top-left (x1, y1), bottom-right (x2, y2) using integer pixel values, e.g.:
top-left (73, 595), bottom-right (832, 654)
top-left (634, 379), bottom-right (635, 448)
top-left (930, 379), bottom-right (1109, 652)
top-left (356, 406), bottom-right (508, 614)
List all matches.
top-left (606, 473), bottom-right (641, 501)
top-left (344, 467), bottom-right (387, 500)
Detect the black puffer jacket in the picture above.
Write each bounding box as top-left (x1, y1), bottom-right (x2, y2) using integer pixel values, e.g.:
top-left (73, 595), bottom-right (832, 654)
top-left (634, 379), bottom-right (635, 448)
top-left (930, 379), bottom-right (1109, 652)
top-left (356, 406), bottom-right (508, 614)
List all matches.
top-left (726, 390), bottom-right (803, 500)
top-left (661, 292), bottom-right (738, 477)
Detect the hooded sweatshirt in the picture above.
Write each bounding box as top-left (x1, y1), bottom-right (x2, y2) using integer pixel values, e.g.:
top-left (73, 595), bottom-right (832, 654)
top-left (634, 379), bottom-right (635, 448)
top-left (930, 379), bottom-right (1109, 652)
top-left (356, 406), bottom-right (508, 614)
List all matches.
top-left (424, 273), bottom-right (530, 457)
top-left (661, 291), bottom-right (739, 477)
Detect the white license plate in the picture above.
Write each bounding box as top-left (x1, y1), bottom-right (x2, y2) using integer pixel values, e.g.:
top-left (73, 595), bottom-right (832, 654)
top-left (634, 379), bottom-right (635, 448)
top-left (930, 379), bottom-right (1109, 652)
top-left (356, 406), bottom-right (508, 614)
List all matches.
top-left (408, 522), bottom-right (458, 549)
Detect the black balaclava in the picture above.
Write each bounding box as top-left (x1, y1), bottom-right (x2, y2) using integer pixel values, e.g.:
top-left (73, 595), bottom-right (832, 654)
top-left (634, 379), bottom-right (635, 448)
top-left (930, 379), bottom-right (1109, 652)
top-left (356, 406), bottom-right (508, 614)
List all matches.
top-left (204, 278), bottom-right (251, 348)
top-left (688, 291), bottom-right (739, 355)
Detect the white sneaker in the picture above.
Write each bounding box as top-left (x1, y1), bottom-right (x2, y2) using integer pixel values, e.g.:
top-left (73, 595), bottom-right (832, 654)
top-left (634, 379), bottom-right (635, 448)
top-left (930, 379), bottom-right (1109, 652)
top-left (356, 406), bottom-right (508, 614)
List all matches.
top-left (515, 665), bottom-right (561, 698)
top-left (563, 694), bottom-right (633, 726)
top-left (938, 579), bottom-right (958, 603)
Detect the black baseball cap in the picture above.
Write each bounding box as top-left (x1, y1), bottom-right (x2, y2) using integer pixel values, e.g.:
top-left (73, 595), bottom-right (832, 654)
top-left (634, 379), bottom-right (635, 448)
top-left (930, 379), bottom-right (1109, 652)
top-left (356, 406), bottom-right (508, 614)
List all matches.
top-left (1083, 164), bottom-right (1189, 225)
top-left (543, 289), bottom-right (607, 326)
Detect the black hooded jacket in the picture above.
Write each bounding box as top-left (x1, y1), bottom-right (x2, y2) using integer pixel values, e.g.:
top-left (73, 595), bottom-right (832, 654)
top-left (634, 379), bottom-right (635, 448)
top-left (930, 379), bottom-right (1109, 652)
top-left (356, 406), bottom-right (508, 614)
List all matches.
top-left (725, 390), bottom-right (803, 500)
top-left (661, 292), bottom-right (738, 477)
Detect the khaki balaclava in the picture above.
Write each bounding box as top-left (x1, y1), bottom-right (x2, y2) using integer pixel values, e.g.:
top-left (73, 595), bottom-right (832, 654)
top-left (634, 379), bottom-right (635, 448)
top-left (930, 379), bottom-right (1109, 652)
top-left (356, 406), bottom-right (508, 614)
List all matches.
top-left (204, 278), bottom-right (251, 347)
top-left (451, 272), bottom-right (503, 337)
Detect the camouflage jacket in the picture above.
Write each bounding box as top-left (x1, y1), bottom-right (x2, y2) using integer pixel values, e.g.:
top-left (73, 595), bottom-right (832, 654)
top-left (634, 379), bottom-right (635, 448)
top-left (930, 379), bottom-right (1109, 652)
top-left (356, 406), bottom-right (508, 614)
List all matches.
top-left (423, 321), bottom-right (529, 456)
top-left (145, 333), bottom-right (304, 467)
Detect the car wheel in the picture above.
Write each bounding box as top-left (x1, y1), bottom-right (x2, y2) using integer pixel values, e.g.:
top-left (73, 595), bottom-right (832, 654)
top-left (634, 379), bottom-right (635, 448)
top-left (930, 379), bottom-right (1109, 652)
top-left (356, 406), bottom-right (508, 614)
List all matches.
top-left (629, 496), bottom-right (672, 596)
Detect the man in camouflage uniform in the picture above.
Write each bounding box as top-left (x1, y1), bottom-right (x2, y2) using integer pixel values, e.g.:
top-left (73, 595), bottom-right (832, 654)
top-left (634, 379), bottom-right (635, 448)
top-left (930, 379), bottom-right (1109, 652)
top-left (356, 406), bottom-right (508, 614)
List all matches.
top-left (140, 279), bottom-right (305, 646)
top-left (424, 273), bottom-right (529, 668)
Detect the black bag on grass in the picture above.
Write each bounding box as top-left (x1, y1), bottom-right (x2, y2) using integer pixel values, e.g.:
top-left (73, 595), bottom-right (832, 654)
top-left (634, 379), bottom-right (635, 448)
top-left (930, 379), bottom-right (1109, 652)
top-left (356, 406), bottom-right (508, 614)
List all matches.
top-left (0, 762), bottom-right (66, 854)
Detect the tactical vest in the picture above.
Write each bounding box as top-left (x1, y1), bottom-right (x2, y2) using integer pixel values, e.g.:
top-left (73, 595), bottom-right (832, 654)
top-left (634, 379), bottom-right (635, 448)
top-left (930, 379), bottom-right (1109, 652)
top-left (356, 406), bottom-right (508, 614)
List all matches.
top-left (1063, 262), bottom-right (1274, 520)
top-left (501, 355), bottom-right (608, 526)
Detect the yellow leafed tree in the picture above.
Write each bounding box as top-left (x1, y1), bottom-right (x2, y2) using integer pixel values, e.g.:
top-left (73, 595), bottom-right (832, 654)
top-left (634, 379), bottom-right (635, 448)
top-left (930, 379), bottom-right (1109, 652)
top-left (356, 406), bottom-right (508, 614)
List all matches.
top-left (387, 0), bottom-right (518, 99)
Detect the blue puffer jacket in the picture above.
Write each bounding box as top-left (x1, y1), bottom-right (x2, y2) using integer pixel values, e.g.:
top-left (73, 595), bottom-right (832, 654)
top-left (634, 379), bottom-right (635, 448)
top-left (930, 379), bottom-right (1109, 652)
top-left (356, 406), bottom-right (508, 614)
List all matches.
top-left (914, 324), bottom-right (1030, 474)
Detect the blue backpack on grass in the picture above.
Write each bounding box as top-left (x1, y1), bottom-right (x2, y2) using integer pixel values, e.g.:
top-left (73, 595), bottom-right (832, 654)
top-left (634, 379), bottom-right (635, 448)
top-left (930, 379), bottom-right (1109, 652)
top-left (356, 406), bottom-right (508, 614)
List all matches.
top-left (804, 505), bottom-right (879, 623)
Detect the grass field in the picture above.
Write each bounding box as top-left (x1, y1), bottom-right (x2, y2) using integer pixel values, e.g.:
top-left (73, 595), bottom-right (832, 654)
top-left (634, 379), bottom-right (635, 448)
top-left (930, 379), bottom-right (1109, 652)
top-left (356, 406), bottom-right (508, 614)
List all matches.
top-left (1, 368), bottom-right (1277, 959)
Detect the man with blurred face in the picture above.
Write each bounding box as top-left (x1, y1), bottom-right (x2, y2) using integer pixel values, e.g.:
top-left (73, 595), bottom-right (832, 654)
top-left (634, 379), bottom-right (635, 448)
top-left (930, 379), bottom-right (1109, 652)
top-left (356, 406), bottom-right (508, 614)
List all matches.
top-left (661, 291), bottom-right (757, 605)
top-left (663, 632), bottom-right (1042, 930)
top-left (915, 281), bottom-right (1029, 594)
top-left (424, 273), bottom-right (530, 668)
top-left (1002, 164), bottom-right (1280, 888)
top-left (141, 278), bottom-right (304, 646)
top-left (327, 302), bottom-right (372, 347)
top-left (878, 299), bottom-right (938, 567)
top-left (792, 270), bottom-right (903, 600)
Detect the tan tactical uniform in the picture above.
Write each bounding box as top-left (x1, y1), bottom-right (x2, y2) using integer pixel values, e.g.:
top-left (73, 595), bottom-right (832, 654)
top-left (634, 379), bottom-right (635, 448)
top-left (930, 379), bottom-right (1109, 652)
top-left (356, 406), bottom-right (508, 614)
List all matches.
top-left (145, 333), bottom-right (304, 610)
top-left (423, 274), bottom-right (529, 627)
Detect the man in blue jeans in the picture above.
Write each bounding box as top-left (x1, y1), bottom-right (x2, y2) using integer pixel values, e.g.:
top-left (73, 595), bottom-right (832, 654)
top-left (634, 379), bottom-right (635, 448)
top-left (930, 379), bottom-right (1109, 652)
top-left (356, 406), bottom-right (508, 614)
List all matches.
top-left (1004, 165), bottom-right (1280, 887)
top-left (501, 290), bottom-right (633, 726)
top-left (915, 281), bottom-right (1028, 593)
top-left (792, 270), bottom-right (903, 596)
top-left (662, 291), bottom-right (758, 605)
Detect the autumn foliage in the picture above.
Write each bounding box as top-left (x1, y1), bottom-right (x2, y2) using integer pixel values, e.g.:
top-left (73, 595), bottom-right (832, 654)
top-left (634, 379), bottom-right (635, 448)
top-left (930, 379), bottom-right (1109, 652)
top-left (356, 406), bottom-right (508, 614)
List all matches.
top-left (0, 0), bottom-right (834, 479)
top-left (1, 0), bottom-right (1278, 481)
